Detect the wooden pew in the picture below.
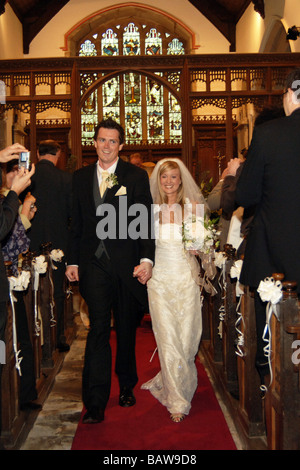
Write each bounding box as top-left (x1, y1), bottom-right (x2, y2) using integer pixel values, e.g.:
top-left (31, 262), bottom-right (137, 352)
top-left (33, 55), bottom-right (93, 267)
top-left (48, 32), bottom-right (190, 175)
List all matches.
top-left (264, 278), bottom-right (300, 449)
top-left (39, 243), bottom-right (57, 368)
top-left (237, 287), bottom-right (265, 437)
top-left (1, 262), bottom-right (22, 446)
top-left (0, 251), bottom-right (75, 448)
top-left (201, 246), bottom-right (266, 445)
top-left (22, 252), bottom-right (42, 380)
top-left (221, 244), bottom-right (239, 397)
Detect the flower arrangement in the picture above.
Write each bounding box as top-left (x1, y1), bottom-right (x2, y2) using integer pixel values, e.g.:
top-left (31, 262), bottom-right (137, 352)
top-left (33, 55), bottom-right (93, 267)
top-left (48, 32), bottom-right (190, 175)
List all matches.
top-left (8, 271), bottom-right (31, 291)
top-left (32, 255), bottom-right (47, 274)
top-left (50, 249), bottom-right (64, 263)
top-left (182, 215), bottom-right (219, 254)
top-left (105, 173), bottom-right (118, 189)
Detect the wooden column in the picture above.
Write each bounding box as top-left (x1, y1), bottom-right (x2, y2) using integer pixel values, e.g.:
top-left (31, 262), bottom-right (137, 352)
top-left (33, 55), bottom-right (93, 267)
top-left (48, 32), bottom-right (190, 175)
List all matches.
top-left (29, 100), bottom-right (37, 164)
top-left (71, 62), bottom-right (82, 169)
top-left (181, 59), bottom-right (193, 172)
top-left (225, 68), bottom-right (234, 159)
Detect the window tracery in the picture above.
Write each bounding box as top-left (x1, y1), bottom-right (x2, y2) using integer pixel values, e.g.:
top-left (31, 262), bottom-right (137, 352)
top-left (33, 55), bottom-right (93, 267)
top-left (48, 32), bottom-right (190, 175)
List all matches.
top-left (79, 21), bottom-right (184, 146)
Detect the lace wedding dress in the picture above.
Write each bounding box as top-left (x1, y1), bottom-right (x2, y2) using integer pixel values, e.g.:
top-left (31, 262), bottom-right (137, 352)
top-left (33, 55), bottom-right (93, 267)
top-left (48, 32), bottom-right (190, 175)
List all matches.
top-left (141, 219), bottom-right (203, 415)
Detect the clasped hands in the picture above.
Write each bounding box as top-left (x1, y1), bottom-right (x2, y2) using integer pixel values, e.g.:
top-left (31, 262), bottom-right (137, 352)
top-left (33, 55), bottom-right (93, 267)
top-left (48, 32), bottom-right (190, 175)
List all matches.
top-left (133, 261), bottom-right (152, 285)
top-left (66, 261), bottom-right (152, 285)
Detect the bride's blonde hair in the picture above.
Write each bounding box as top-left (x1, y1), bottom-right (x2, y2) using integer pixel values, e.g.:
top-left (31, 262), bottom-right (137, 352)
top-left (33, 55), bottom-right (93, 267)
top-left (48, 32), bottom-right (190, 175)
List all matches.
top-left (157, 160), bottom-right (184, 206)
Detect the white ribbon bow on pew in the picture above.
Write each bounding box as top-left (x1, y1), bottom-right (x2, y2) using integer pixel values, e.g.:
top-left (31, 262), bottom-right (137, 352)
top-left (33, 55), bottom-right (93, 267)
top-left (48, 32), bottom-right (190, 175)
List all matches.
top-left (257, 276), bottom-right (283, 392)
top-left (32, 255), bottom-right (48, 336)
top-left (8, 271), bottom-right (31, 376)
top-left (214, 251), bottom-right (227, 337)
top-left (230, 259), bottom-right (245, 357)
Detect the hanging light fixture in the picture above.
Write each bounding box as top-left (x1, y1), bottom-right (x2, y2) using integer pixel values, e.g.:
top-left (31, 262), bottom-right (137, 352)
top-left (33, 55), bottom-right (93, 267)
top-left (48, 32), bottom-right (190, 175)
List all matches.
top-left (287, 26), bottom-right (300, 40)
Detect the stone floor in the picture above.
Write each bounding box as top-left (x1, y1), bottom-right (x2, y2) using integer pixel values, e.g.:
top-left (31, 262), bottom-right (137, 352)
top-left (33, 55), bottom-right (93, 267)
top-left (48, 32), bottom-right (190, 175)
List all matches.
top-left (18, 314), bottom-right (243, 451)
top-left (19, 315), bottom-right (86, 450)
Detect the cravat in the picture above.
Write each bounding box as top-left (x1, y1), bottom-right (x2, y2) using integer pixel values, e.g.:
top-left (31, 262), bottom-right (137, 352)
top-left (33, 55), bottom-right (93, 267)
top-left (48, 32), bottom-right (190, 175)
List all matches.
top-left (100, 171), bottom-right (109, 197)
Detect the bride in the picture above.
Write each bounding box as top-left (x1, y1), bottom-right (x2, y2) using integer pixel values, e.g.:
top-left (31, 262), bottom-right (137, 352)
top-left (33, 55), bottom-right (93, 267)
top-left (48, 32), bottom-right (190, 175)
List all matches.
top-left (141, 158), bottom-right (208, 423)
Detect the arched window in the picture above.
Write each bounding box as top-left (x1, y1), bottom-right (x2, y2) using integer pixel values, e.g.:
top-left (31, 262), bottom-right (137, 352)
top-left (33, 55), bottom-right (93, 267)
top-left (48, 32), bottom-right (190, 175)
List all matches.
top-left (79, 21), bottom-right (184, 147)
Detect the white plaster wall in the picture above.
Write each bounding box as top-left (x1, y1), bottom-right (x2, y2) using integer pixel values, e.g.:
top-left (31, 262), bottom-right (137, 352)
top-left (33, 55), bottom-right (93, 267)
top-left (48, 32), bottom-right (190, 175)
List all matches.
top-left (0, 4), bottom-right (23, 59)
top-left (27, 0), bottom-right (229, 57)
top-left (236, 0), bottom-right (300, 53)
top-left (236, 3), bottom-right (265, 53)
top-left (283, 0), bottom-right (300, 52)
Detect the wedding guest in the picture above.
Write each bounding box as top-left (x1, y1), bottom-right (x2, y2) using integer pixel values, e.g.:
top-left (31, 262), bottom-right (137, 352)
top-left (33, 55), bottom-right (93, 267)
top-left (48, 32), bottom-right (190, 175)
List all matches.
top-left (1, 160), bottom-right (40, 411)
top-left (129, 152), bottom-right (143, 168)
top-left (236, 68), bottom-right (300, 381)
top-left (141, 158), bottom-right (207, 423)
top-left (0, 143), bottom-right (34, 441)
top-left (27, 140), bottom-right (72, 352)
top-left (206, 166), bottom-right (230, 250)
top-left (65, 118), bottom-right (155, 424)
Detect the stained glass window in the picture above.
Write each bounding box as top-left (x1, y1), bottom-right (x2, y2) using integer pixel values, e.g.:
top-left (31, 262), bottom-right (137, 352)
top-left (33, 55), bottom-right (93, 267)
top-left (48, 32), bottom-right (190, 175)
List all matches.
top-left (103, 76), bottom-right (120, 122)
top-left (167, 38), bottom-right (185, 55)
top-left (169, 94), bottom-right (182, 142)
top-left (79, 21), bottom-right (184, 146)
top-left (125, 73), bottom-right (142, 142)
top-left (81, 91), bottom-right (98, 146)
top-left (81, 73), bottom-right (98, 146)
top-left (147, 77), bottom-right (164, 141)
top-left (145, 28), bottom-right (162, 55)
top-left (79, 40), bottom-right (97, 57)
top-left (101, 29), bottom-right (119, 56)
top-left (123, 23), bottom-right (140, 56)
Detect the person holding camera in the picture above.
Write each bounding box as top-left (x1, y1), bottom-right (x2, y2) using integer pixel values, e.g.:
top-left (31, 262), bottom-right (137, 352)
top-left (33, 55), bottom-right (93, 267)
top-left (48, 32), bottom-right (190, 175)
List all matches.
top-left (0, 143), bottom-right (35, 444)
top-left (1, 159), bottom-right (40, 412)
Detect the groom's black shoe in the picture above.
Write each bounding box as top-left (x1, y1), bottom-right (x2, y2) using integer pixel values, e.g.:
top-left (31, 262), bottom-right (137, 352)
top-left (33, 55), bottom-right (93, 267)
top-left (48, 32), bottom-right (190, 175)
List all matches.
top-left (82, 407), bottom-right (104, 424)
top-left (119, 387), bottom-right (136, 407)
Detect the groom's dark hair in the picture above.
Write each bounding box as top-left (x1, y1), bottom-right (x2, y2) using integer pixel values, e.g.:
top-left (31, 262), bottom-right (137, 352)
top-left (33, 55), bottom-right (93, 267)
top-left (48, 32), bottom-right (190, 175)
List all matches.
top-left (94, 118), bottom-right (125, 145)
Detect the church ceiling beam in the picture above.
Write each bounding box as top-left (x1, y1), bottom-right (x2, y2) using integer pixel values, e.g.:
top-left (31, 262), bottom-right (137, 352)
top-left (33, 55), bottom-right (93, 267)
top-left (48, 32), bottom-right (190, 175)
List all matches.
top-left (187, 0), bottom-right (264, 51)
top-left (8, 0), bottom-right (70, 54)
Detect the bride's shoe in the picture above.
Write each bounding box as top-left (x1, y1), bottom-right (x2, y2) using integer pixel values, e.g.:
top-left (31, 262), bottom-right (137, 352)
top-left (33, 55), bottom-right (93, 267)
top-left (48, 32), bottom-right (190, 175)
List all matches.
top-left (170, 413), bottom-right (185, 423)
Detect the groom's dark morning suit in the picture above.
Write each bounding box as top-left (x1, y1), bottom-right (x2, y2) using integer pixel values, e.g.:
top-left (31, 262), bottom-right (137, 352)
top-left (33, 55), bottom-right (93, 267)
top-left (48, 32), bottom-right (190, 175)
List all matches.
top-left (68, 157), bottom-right (155, 412)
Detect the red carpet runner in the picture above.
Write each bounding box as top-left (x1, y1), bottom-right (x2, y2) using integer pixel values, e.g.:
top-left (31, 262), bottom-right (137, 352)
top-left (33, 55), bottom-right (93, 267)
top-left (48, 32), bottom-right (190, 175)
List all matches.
top-left (71, 319), bottom-right (237, 451)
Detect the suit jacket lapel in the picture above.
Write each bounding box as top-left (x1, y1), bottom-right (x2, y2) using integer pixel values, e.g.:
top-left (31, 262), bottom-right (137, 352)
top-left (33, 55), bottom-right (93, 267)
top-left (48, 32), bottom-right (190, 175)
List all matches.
top-left (102, 158), bottom-right (124, 204)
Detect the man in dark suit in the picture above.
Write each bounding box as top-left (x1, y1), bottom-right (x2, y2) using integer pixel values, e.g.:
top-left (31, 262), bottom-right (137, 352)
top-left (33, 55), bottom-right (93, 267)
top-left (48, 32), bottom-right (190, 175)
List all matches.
top-left (236, 68), bottom-right (300, 377)
top-left (0, 143), bottom-right (35, 443)
top-left (27, 140), bottom-right (72, 352)
top-left (66, 118), bottom-right (155, 424)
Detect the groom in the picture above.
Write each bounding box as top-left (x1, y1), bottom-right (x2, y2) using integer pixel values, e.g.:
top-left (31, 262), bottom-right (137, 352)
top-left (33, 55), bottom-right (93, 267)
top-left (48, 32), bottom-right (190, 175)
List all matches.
top-left (66, 118), bottom-right (155, 423)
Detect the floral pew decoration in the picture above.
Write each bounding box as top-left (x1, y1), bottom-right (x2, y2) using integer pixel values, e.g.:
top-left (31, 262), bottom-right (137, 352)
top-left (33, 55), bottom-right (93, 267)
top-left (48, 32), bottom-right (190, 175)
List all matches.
top-left (257, 276), bottom-right (283, 393)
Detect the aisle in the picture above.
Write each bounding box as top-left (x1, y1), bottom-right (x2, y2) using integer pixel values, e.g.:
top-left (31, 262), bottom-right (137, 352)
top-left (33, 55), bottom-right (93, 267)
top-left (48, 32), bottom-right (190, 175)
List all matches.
top-left (72, 317), bottom-right (238, 451)
top-left (20, 315), bottom-right (241, 451)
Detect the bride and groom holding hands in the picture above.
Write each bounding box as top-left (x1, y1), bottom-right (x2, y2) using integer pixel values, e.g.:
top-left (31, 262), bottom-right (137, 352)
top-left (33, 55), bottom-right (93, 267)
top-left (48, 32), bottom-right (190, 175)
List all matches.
top-left (66, 118), bottom-right (205, 424)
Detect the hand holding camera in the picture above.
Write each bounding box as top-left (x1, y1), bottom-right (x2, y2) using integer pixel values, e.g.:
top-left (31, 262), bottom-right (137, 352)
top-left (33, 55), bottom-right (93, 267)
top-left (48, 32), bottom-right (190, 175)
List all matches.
top-left (0, 143), bottom-right (28, 163)
top-left (11, 164), bottom-right (35, 196)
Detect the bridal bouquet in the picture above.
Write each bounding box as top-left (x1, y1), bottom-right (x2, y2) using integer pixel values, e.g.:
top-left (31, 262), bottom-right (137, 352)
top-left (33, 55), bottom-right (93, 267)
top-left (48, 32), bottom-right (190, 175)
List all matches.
top-left (182, 215), bottom-right (218, 254)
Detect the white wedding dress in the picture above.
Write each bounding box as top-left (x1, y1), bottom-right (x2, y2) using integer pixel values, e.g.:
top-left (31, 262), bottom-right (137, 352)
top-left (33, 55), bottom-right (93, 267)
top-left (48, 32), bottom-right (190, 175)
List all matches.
top-left (141, 218), bottom-right (203, 415)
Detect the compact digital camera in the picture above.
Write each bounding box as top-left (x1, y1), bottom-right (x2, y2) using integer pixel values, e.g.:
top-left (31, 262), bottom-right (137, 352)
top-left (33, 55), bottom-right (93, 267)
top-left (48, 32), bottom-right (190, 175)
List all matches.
top-left (19, 151), bottom-right (31, 170)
